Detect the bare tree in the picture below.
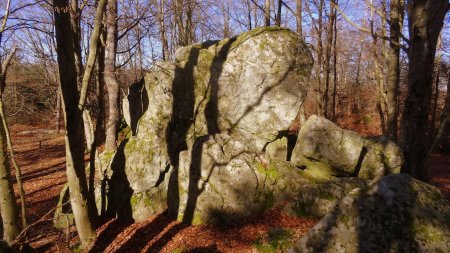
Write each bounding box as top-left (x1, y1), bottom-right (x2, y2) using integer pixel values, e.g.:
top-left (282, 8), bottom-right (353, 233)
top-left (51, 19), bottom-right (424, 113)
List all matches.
top-left (385, 0), bottom-right (404, 140)
top-left (53, 0), bottom-right (108, 248)
top-left (104, 0), bottom-right (120, 151)
top-left (400, 0), bottom-right (449, 179)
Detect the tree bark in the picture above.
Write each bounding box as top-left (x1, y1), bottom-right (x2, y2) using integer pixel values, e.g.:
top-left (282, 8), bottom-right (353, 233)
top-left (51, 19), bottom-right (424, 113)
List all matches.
top-left (275, 0), bottom-right (281, 26)
top-left (385, 0), bottom-right (404, 140)
top-left (0, 112), bottom-right (18, 244)
top-left (0, 48), bottom-right (19, 245)
top-left (316, 0), bottom-right (324, 116)
top-left (158, 0), bottom-right (169, 60)
top-left (265, 0), bottom-right (270, 26)
top-left (324, 0), bottom-right (337, 118)
top-left (104, 0), bottom-right (120, 151)
top-left (296, 0), bottom-right (302, 36)
top-left (53, 0), bottom-right (107, 248)
top-left (400, 0), bottom-right (449, 179)
top-left (331, 1), bottom-right (338, 121)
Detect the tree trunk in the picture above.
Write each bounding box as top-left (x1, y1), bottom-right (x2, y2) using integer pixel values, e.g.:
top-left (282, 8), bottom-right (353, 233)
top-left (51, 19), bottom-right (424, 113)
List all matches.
top-left (331, 1), bottom-right (338, 121)
top-left (275, 0), bottom-right (281, 26)
top-left (53, 0), bottom-right (107, 248)
top-left (0, 47), bottom-right (19, 245)
top-left (105, 0), bottom-right (120, 151)
top-left (0, 113), bottom-right (18, 244)
top-left (56, 87), bottom-right (62, 132)
top-left (222, 0), bottom-right (231, 37)
top-left (265, 0), bottom-right (270, 26)
top-left (385, 0), bottom-right (404, 140)
top-left (400, 0), bottom-right (449, 179)
top-left (158, 0), bottom-right (169, 60)
top-left (430, 49), bottom-right (442, 138)
top-left (420, 68), bottom-right (450, 178)
top-left (324, 0), bottom-right (336, 118)
top-left (246, 0), bottom-right (252, 30)
top-left (296, 0), bottom-right (302, 36)
top-left (316, 0), bottom-right (324, 116)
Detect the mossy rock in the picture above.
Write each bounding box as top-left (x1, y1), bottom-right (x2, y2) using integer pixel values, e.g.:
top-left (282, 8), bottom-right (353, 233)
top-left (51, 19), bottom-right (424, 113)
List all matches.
top-left (292, 115), bottom-right (403, 180)
top-left (290, 174), bottom-right (450, 253)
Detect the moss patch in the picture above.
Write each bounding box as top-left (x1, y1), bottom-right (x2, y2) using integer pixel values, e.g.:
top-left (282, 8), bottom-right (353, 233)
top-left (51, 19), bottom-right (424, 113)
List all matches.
top-left (253, 227), bottom-right (294, 253)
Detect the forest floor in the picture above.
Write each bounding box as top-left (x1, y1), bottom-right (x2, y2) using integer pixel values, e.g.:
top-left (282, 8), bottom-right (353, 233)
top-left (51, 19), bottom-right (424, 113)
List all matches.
top-left (7, 121), bottom-right (450, 252)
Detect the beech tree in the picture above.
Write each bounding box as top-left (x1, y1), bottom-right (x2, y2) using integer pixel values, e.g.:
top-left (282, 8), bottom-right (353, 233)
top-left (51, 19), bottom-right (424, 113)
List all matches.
top-left (400, 0), bottom-right (449, 179)
top-left (53, 0), bottom-right (108, 248)
top-left (104, 0), bottom-right (120, 151)
top-left (0, 0), bottom-right (26, 244)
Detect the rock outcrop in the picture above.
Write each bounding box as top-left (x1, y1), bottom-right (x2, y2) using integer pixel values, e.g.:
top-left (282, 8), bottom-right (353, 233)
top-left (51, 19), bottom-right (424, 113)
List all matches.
top-left (291, 115), bottom-right (403, 181)
top-left (98, 27), bottom-right (314, 222)
top-left (290, 174), bottom-right (450, 253)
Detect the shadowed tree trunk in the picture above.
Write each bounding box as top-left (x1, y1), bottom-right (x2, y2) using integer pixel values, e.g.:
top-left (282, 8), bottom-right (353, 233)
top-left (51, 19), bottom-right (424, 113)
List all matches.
top-left (400, 0), bottom-right (449, 179)
top-left (385, 0), bottom-right (404, 140)
top-left (324, 0), bottom-right (337, 118)
top-left (331, 1), bottom-right (338, 121)
top-left (275, 0), bottom-right (282, 26)
top-left (265, 0), bottom-right (270, 26)
top-left (316, 0), bottom-right (324, 116)
top-left (53, 0), bottom-right (107, 248)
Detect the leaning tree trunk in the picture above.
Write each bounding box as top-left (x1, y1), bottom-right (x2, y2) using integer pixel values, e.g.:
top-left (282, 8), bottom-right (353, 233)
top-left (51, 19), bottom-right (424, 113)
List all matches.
top-left (104, 0), bottom-right (120, 151)
top-left (0, 113), bottom-right (18, 244)
top-left (0, 49), bottom-right (19, 244)
top-left (400, 0), bottom-right (449, 179)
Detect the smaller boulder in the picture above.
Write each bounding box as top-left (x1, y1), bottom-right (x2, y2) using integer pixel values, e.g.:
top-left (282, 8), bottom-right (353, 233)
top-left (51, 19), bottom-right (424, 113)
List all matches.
top-left (291, 115), bottom-right (403, 180)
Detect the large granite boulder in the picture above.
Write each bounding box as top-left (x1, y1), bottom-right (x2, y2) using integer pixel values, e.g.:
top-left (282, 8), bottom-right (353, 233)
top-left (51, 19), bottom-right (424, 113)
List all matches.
top-left (291, 115), bottom-right (403, 180)
top-left (97, 27), bottom-right (313, 222)
top-left (290, 174), bottom-right (450, 253)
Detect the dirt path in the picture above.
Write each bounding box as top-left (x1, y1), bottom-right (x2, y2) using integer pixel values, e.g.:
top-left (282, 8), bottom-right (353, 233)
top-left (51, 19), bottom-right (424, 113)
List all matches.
top-left (7, 124), bottom-right (450, 252)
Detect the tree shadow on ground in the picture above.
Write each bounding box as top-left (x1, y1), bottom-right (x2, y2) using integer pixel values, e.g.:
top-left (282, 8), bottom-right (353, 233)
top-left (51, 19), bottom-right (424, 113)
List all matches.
top-left (113, 211), bottom-right (187, 253)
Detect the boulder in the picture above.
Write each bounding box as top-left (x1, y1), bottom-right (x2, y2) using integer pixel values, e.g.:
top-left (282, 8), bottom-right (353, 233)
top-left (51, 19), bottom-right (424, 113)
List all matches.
top-left (291, 115), bottom-right (403, 180)
top-left (290, 174), bottom-right (450, 253)
top-left (98, 27), bottom-right (313, 222)
top-left (176, 133), bottom-right (310, 224)
top-left (286, 177), bottom-right (368, 218)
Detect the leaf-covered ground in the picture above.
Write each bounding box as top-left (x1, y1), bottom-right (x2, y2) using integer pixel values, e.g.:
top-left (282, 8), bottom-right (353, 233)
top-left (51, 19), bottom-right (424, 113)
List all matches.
top-left (8, 123), bottom-right (450, 252)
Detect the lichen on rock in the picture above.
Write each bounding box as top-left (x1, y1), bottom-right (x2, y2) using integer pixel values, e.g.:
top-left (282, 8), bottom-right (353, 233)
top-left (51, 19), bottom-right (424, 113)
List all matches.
top-left (291, 115), bottom-right (404, 180)
top-left (289, 174), bottom-right (450, 253)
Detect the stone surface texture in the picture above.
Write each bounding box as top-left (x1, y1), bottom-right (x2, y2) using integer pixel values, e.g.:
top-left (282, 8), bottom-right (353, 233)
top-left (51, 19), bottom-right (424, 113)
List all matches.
top-left (290, 174), bottom-right (450, 253)
top-left (291, 115), bottom-right (403, 180)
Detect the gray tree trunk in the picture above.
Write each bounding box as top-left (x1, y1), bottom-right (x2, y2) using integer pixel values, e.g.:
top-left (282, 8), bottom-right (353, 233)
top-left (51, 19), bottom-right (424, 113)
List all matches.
top-left (324, 0), bottom-right (337, 118)
top-left (400, 0), bottom-right (449, 179)
top-left (296, 0), bottom-right (302, 36)
top-left (0, 48), bottom-right (19, 244)
top-left (53, 0), bottom-right (107, 248)
top-left (0, 115), bottom-right (18, 244)
top-left (385, 0), bottom-right (404, 140)
top-left (105, 0), bottom-right (120, 151)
